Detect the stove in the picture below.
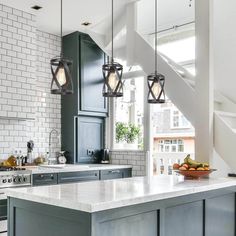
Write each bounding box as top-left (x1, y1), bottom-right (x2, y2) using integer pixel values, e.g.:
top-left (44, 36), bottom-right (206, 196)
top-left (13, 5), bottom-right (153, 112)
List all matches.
top-left (0, 166), bottom-right (31, 188)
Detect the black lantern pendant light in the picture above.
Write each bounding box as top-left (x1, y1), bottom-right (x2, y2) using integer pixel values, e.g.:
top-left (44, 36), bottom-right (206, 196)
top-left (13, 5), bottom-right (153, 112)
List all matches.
top-left (50, 0), bottom-right (73, 95)
top-left (102, 0), bottom-right (123, 97)
top-left (147, 0), bottom-right (165, 103)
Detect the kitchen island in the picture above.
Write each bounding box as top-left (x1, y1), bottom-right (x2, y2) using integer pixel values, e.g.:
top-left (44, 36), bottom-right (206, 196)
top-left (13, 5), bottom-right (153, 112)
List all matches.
top-left (6, 175), bottom-right (236, 236)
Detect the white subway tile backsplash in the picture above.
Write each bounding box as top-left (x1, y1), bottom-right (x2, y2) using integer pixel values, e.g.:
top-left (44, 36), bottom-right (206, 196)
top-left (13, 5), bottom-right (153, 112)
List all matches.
top-left (110, 151), bottom-right (147, 177)
top-left (0, 4), bottom-right (61, 158)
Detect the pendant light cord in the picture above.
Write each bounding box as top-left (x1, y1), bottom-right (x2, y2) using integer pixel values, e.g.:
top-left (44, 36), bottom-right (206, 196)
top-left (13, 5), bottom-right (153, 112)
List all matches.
top-left (155, 0), bottom-right (157, 74)
top-left (111, 0), bottom-right (114, 63)
top-left (60, 0), bottom-right (63, 57)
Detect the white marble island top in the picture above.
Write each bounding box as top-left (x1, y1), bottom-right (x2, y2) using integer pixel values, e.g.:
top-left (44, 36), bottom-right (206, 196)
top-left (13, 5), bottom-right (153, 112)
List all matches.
top-left (6, 176), bottom-right (236, 213)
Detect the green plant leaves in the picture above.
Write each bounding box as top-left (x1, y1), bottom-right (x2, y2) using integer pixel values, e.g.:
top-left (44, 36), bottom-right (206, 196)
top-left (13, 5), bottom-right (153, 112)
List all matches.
top-left (116, 122), bottom-right (141, 144)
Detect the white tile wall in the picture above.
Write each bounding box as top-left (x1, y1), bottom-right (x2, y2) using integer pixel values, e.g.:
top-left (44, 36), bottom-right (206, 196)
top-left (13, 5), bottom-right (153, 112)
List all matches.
top-left (0, 4), bottom-right (36, 120)
top-left (0, 4), bottom-right (61, 159)
top-left (110, 150), bottom-right (147, 177)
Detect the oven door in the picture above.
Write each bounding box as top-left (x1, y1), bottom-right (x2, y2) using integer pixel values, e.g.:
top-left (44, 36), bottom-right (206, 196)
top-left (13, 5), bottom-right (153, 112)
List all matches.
top-left (0, 198), bottom-right (7, 235)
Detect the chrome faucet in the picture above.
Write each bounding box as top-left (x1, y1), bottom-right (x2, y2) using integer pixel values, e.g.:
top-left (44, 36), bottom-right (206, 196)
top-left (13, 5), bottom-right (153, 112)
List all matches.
top-left (48, 129), bottom-right (60, 165)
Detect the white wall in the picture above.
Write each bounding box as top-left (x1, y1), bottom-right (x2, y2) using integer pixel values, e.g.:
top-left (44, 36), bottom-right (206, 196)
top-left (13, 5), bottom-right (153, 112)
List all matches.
top-left (213, 0), bottom-right (236, 103)
top-left (0, 4), bottom-right (61, 159)
top-left (137, 0), bottom-right (195, 34)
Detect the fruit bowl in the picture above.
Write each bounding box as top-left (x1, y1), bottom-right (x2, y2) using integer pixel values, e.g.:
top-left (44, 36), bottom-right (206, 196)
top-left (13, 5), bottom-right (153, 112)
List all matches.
top-left (174, 169), bottom-right (216, 179)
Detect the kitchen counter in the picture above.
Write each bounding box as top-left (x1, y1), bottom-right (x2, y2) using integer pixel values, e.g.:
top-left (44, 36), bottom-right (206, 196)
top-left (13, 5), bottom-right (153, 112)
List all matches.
top-left (28, 164), bottom-right (132, 174)
top-left (6, 176), bottom-right (236, 212)
top-left (6, 176), bottom-right (236, 236)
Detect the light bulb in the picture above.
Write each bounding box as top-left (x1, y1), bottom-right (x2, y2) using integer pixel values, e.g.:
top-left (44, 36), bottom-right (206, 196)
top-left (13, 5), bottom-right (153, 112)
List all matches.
top-left (152, 82), bottom-right (161, 97)
top-left (56, 67), bottom-right (67, 86)
top-left (108, 71), bottom-right (118, 90)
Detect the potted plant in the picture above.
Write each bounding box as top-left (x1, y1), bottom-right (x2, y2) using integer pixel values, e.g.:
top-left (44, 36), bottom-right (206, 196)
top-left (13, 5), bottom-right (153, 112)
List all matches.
top-left (115, 122), bottom-right (141, 149)
top-left (125, 123), bottom-right (140, 144)
top-left (116, 122), bottom-right (128, 143)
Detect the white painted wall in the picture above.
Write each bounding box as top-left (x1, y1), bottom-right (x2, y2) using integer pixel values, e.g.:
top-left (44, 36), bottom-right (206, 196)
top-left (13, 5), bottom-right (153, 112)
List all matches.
top-left (137, 0), bottom-right (195, 34)
top-left (213, 0), bottom-right (236, 104)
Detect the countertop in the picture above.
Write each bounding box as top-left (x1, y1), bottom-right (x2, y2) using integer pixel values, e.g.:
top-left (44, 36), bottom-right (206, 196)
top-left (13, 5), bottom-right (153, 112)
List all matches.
top-left (28, 164), bottom-right (132, 174)
top-left (6, 176), bottom-right (236, 213)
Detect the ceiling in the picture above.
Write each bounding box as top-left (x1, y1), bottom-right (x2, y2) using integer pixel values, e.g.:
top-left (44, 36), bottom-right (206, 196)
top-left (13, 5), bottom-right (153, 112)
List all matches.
top-left (0, 0), bottom-right (133, 35)
top-left (0, 0), bottom-right (195, 36)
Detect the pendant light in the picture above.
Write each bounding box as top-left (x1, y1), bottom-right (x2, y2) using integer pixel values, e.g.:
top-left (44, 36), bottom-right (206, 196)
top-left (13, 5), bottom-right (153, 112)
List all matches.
top-left (147, 0), bottom-right (165, 103)
top-left (102, 0), bottom-right (123, 97)
top-left (50, 0), bottom-right (73, 95)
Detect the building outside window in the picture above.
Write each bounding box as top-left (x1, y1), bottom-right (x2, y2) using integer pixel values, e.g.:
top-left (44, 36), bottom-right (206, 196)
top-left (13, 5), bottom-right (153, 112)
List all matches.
top-left (158, 139), bottom-right (184, 153)
top-left (152, 100), bottom-right (195, 175)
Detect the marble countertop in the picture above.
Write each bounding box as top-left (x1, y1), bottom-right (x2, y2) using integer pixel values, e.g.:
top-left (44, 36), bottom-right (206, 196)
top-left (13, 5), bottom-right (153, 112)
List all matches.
top-left (29, 164), bottom-right (132, 174)
top-left (6, 176), bottom-right (236, 213)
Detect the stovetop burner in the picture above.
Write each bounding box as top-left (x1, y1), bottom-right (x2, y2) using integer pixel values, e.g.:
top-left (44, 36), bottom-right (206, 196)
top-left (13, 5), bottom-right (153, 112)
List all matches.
top-left (0, 166), bottom-right (26, 172)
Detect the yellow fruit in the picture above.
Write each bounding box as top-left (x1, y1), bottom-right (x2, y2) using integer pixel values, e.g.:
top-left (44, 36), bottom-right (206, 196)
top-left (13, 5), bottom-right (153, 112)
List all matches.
top-left (197, 167), bottom-right (205, 171)
top-left (179, 166), bottom-right (187, 171)
top-left (189, 168), bottom-right (196, 171)
top-left (7, 155), bottom-right (17, 166)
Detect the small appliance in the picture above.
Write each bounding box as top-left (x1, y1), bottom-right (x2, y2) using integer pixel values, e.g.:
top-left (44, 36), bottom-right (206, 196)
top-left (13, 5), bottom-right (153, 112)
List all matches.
top-left (101, 149), bottom-right (110, 164)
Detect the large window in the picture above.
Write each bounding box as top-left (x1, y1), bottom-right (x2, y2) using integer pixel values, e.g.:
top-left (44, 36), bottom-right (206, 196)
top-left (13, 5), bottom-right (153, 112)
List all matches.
top-left (151, 33), bottom-right (196, 175)
top-left (113, 76), bottom-right (144, 150)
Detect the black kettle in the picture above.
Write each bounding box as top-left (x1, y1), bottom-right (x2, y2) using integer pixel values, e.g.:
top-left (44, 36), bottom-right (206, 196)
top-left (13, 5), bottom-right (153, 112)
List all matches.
top-left (101, 149), bottom-right (110, 164)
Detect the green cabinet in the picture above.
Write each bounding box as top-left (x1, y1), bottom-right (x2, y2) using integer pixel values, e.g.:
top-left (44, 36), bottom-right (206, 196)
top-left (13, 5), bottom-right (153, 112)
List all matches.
top-left (80, 34), bottom-right (107, 114)
top-left (77, 116), bottom-right (104, 163)
top-left (61, 32), bottom-right (107, 163)
top-left (58, 171), bottom-right (100, 184)
top-left (62, 31), bottom-right (107, 117)
top-left (32, 168), bottom-right (132, 186)
top-left (100, 169), bottom-right (132, 180)
top-left (32, 173), bottom-right (58, 186)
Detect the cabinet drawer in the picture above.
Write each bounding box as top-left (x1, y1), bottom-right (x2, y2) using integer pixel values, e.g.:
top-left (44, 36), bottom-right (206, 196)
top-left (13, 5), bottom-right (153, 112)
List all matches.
top-left (58, 171), bottom-right (99, 184)
top-left (100, 169), bottom-right (132, 180)
top-left (33, 173), bottom-right (58, 186)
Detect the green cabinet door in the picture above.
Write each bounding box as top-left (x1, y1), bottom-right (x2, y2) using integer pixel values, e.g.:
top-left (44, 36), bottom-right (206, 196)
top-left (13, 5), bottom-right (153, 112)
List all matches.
top-left (80, 34), bottom-right (107, 114)
top-left (100, 168), bottom-right (132, 180)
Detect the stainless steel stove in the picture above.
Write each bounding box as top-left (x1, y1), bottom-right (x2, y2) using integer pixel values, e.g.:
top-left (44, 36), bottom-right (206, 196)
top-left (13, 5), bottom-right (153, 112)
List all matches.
top-left (0, 166), bottom-right (32, 234)
top-left (0, 166), bottom-right (31, 188)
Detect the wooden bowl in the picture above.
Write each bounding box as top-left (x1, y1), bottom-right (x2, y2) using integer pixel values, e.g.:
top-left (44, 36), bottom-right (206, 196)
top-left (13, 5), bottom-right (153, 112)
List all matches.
top-left (175, 169), bottom-right (216, 179)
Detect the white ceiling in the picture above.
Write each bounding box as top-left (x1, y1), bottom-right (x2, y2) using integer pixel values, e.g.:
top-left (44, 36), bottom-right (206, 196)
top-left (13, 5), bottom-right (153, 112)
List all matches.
top-left (0, 0), bottom-right (195, 36)
top-left (0, 0), bottom-right (133, 35)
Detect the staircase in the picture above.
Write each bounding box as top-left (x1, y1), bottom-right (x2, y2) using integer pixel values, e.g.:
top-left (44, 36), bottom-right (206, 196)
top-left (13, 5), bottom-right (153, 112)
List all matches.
top-left (88, 0), bottom-right (236, 171)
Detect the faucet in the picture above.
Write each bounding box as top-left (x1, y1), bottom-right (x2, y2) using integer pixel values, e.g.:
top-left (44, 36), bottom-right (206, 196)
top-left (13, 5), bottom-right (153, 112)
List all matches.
top-left (48, 129), bottom-right (60, 165)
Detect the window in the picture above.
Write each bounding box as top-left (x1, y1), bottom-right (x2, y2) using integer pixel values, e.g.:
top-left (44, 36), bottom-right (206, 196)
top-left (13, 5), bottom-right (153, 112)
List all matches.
top-left (113, 76), bottom-right (144, 150)
top-left (171, 109), bottom-right (191, 129)
top-left (158, 139), bottom-right (185, 153)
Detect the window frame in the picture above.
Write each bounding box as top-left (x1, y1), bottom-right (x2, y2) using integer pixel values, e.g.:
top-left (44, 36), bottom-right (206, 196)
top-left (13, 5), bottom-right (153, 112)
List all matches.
top-left (157, 139), bottom-right (185, 153)
top-left (108, 75), bottom-right (147, 151)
